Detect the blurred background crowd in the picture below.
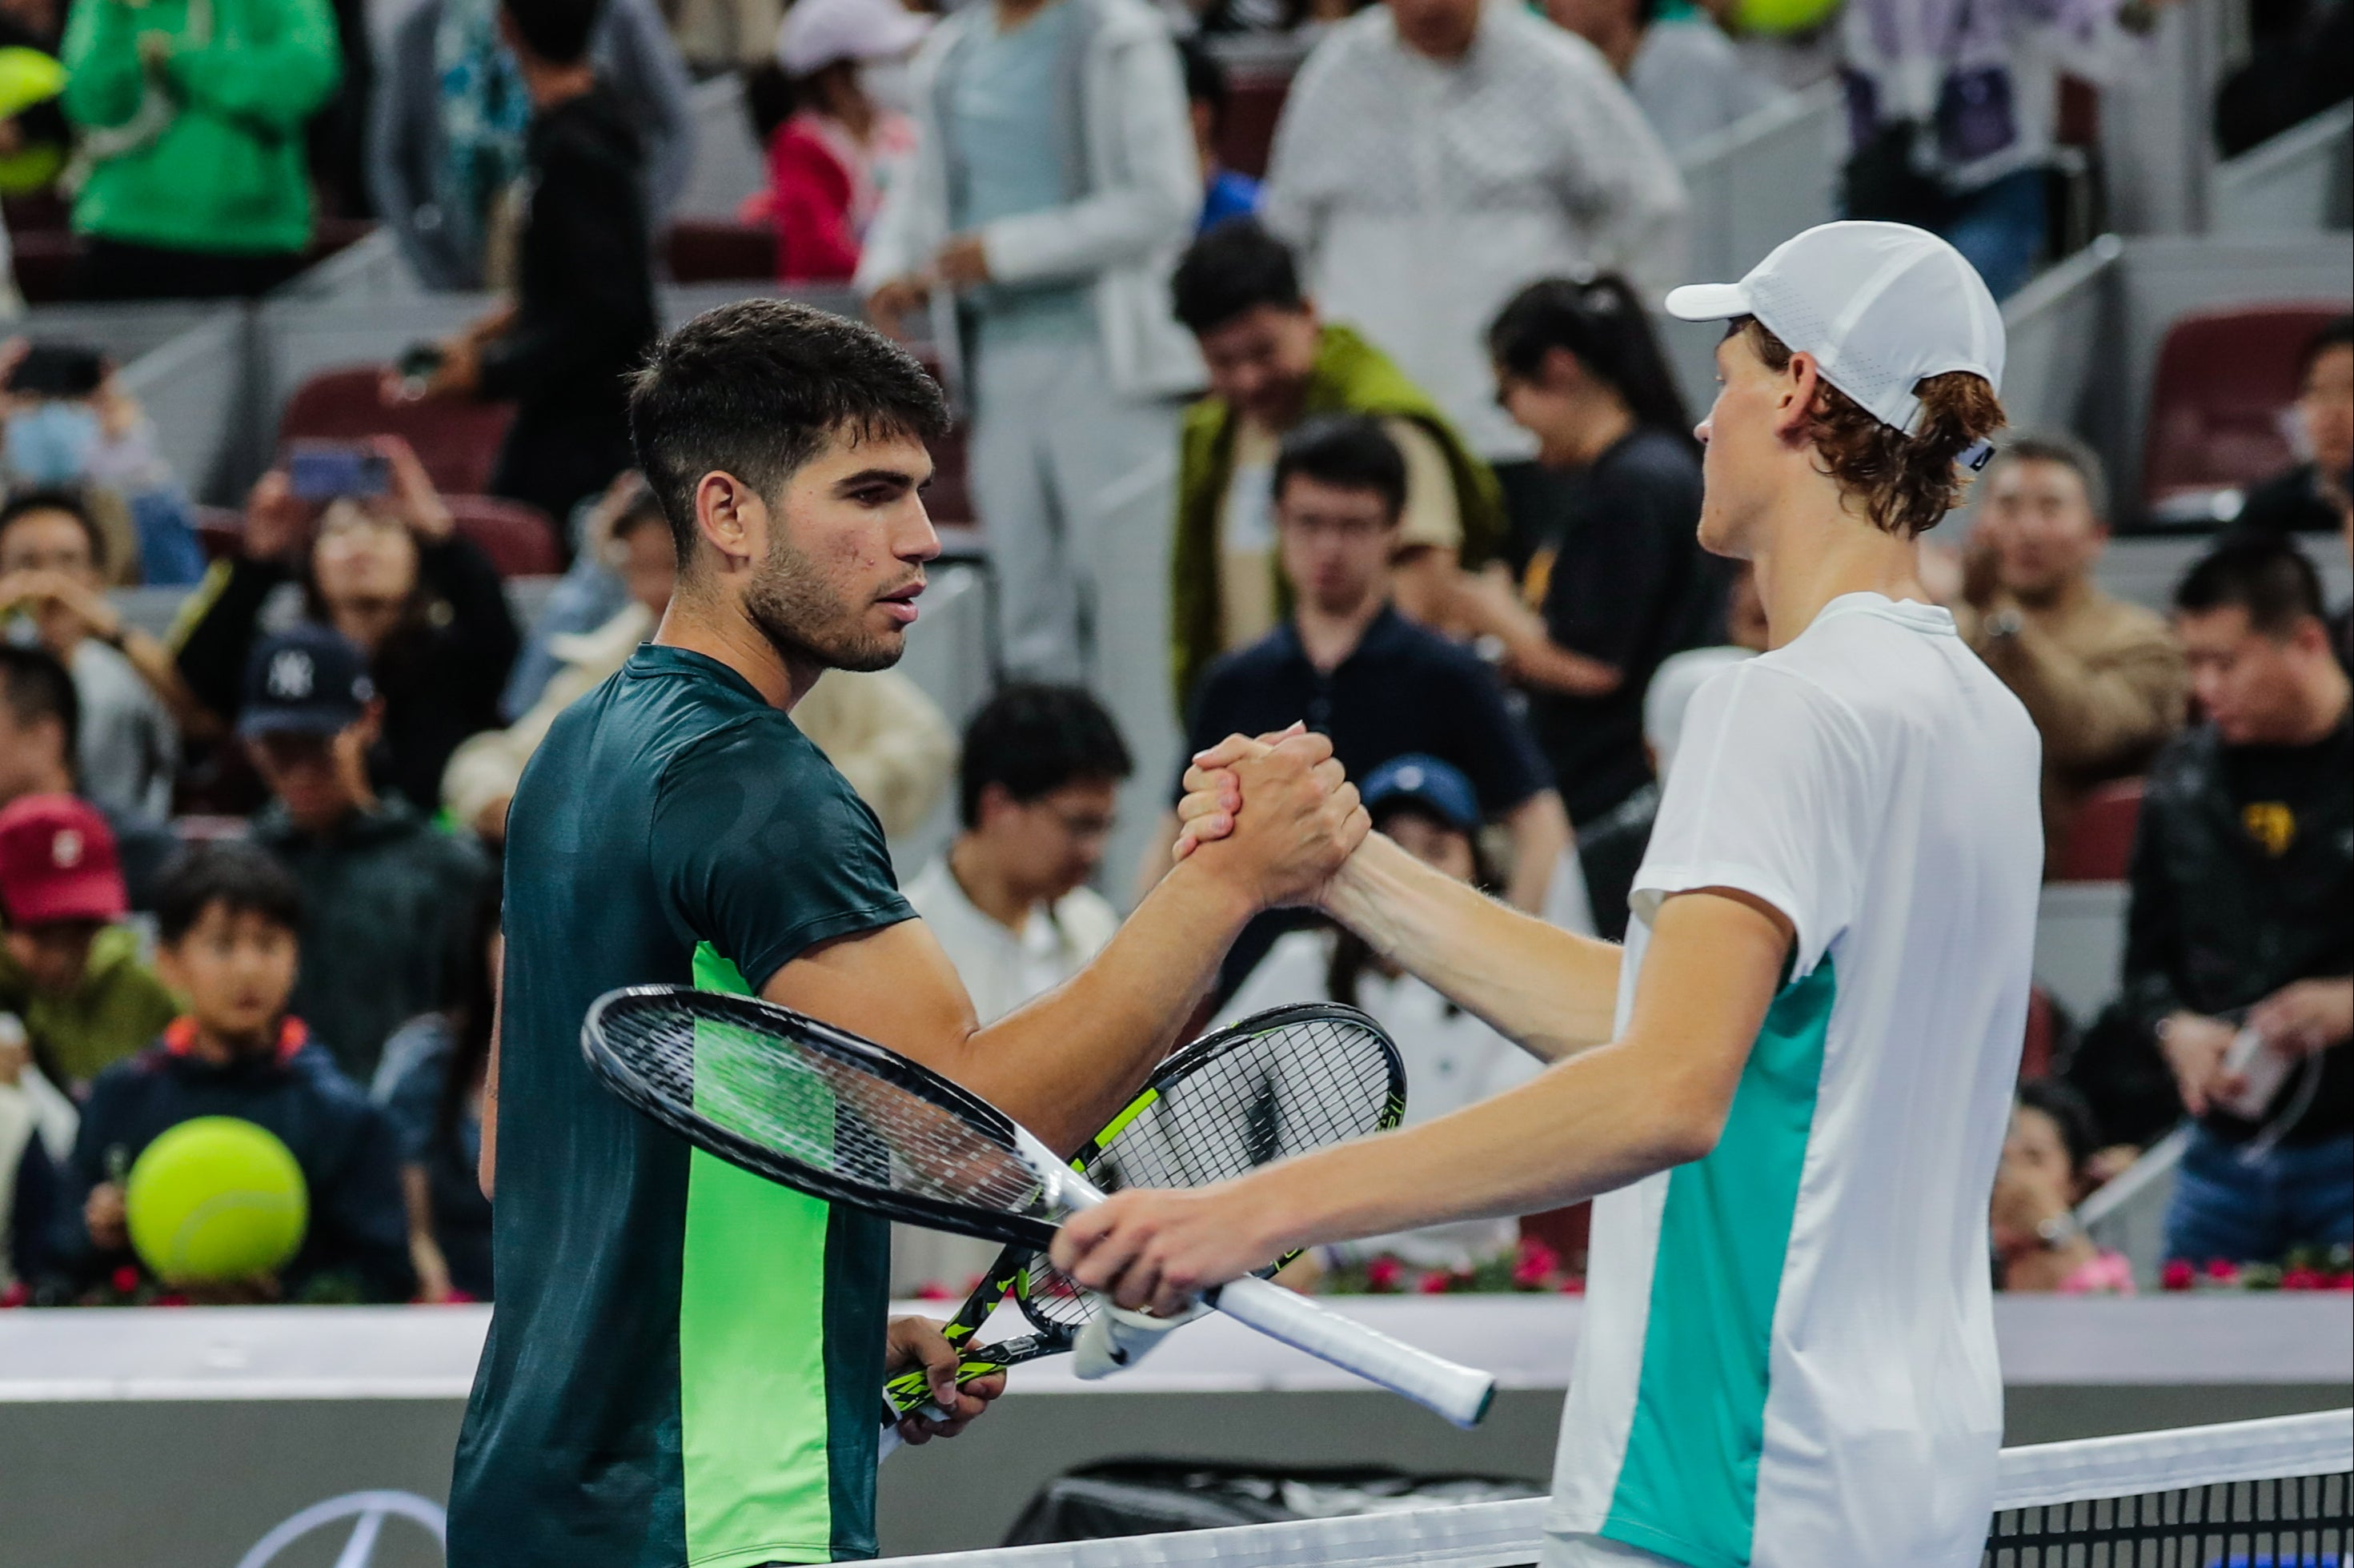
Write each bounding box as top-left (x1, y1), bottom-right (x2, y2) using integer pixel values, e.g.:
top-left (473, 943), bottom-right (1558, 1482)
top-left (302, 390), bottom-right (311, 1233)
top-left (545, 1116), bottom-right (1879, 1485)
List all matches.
top-left (0, 0), bottom-right (2344, 1314)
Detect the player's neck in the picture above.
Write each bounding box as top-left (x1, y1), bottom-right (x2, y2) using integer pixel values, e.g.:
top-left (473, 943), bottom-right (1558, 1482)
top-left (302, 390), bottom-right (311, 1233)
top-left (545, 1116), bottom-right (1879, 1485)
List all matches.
top-left (1750, 498), bottom-right (1930, 649)
top-left (654, 595), bottom-right (826, 711)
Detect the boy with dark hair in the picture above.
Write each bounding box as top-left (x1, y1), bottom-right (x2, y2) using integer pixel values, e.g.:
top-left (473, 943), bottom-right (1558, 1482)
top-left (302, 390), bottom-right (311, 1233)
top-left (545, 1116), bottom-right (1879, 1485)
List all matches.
top-left (1168, 218), bottom-right (1502, 707)
top-left (2081, 533), bottom-right (2351, 1265)
top-left (407, 0), bottom-right (660, 526)
top-left (53, 842), bottom-right (414, 1303)
top-left (455, 296), bottom-right (1361, 1566)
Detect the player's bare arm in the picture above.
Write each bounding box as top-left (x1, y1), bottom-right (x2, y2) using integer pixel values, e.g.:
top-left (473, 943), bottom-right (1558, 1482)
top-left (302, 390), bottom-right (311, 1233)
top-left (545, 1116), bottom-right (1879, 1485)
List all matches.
top-left (764, 733), bottom-right (1369, 1153)
top-left (1053, 887), bottom-right (1787, 1313)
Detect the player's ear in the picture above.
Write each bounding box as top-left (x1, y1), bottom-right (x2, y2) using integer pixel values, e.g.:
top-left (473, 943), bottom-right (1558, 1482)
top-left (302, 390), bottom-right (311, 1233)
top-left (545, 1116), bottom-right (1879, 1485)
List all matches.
top-left (692, 471), bottom-right (766, 570)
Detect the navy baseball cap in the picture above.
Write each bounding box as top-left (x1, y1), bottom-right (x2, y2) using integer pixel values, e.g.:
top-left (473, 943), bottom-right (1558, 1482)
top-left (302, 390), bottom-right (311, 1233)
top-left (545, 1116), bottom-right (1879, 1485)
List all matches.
top-left (238, 624), bottom-right (376, 739)
top-left (1359, 753), bottom-right (1480, 835)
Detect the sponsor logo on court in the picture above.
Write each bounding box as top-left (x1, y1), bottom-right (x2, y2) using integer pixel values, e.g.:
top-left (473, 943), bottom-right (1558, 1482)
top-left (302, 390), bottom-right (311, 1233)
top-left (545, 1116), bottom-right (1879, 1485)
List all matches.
top-left (235, 1490), bottom-right (446, 1568)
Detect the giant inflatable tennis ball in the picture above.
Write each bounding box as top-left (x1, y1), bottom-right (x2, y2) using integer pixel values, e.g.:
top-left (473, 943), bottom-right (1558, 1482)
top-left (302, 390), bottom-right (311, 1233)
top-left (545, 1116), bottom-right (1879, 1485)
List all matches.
top-left (125, 1117), bottom-right (309, 1285)
top-left (1734, 0), bottom-right (1842, 37)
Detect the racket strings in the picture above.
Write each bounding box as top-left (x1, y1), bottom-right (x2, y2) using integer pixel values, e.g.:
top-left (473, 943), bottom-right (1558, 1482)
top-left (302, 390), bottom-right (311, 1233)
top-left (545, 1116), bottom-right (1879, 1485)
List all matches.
top-left (1017, 1015), bottom-right (1402, 1333)
top-left (600, 1000), bottom-right (1050, 1221)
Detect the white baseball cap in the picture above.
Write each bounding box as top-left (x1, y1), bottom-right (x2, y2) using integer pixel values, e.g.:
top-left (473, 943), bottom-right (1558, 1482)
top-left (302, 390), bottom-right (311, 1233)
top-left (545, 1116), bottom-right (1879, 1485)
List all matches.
top-left (1665, 220), bottom-right (2005, 442)
top-left (776, 0), bottom-right (931, 76)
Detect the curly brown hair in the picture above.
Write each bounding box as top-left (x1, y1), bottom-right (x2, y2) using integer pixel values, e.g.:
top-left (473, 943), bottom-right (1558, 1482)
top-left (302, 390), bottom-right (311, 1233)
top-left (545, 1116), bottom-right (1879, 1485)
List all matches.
top-left (1739, 319), bottom-right (2007, 539)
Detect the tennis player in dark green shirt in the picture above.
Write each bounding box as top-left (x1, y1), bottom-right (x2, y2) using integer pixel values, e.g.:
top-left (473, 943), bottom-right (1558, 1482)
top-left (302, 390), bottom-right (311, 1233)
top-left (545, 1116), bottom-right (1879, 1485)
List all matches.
top-left (448, 296), bottom-right (1367, 1567)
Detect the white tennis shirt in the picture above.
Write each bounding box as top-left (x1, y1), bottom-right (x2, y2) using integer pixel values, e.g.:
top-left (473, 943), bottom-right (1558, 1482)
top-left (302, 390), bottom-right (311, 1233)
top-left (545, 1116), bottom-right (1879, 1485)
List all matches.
top-left (1544, 593), bottom-right (2043, 1568)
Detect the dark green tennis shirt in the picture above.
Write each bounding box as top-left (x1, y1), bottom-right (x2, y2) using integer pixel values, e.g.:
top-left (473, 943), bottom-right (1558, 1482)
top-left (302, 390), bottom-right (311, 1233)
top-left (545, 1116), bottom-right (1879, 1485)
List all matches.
top-left (451, 645), bottom-right (912, 1568)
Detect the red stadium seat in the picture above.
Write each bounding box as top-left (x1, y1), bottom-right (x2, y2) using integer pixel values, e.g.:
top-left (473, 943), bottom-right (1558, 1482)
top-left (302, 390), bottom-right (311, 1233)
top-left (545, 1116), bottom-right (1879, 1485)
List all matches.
top-left (278, 365), bottom-right (515, 497)
top-left (667, 219), bottom-right (779, 284)
top-left (1522, 1202), bottom-right (1590, 1269)
top-left (907, 347), bottom-right (975, 528)
top-left (1217, 71), bottom-right (1293, 182)
top-left (2054, 777), bottom-right (2144, 883)
top-left (2142, 303), bottom-right (2348, 511)
top-left (193, 505), bottom-right (245, 561)
top-left (447, 494), bottom-right (560, 577)
top-left (2018, 986), bottom-right (2061, 1081)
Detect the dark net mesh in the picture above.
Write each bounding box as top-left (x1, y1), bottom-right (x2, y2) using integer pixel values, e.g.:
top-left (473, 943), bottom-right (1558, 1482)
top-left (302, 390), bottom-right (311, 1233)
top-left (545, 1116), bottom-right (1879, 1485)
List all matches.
top-left (1983, 1470), bottom-right (2352, 1566)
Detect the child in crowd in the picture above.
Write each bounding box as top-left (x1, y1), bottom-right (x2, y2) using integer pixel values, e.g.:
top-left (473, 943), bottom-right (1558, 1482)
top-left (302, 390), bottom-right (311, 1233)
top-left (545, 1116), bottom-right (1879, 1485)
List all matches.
top-left (53, 843), bottom-right (414, 1303)
top-left (0, 793), bottom-right (175, 1096)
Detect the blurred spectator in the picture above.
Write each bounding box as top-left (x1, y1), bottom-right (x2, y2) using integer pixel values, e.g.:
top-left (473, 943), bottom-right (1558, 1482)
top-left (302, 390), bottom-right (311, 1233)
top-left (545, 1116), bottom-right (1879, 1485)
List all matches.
top-left (2213, 0), bottom-right (2351, 158)
top-left (373, 887), bottom-right (499, 1302)
top-left (1991, 1079), bottom-right (2134, 1293)
top-left (1544, 0), bottom-right (1789, 154)
top-left (671, 0), bottom-right (783, 71)
top-left (1450, 278), bottom-right (1723, 832)
top-left (2, 342), bottom-right (205, 587)
top-left (237, 626), bottom-right (492, 1082)
top-left (895, 684), bottom-right (1127, 1293)
top-left (1837, 0), bottom-right (2147, 299)
top-left (59, 0), bottom-right (341, 299)
top-left (1221, 753), bottom-right (1540, 1272)
top-left (499, 471), bottom-right (651, 718)
top-left (1956, 433), bottom-right (2188, 874)
top-left (760, 0), bottom-right (924, 283)
top-left (2075, 538), bottom-right (2350, 1265)
top-left (1168, 219), bottom-right (1502, 708)
top-left (0, 794), bottom-right (174, 1095)
top-left (404, 0), bottom-right (660, 527)
top-left (2235, 316), bottom-right (2352, 540)
top-left (790, 668), bottom-right (959, 840)
top-left (373, 0), bottom-right (692, 292)
top-left (858, 0), bottom-right (1201, 867)
top-left (1, 491), bottom-right (174, 820)
top-left (1182, 38), bottom-right (1261, 231)
top-left (53, 842), bottom-right (415, 1303)
top-left (1260, 0), bottom-right (1685, 551)
top-left (173, 440), bottom-right (519, 813)
top-left (0, 1011), bottom-right (75, 1293)
top-left (1161, 416), bottom-right (1569, 931)
top-left (0, 644), bottom-right (178, 904)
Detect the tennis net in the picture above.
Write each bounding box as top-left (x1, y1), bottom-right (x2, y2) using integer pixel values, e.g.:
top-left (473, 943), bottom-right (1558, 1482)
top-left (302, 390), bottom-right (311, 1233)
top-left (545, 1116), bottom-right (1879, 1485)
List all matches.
top-left (871, 1409), bottom-right (2351, 1567)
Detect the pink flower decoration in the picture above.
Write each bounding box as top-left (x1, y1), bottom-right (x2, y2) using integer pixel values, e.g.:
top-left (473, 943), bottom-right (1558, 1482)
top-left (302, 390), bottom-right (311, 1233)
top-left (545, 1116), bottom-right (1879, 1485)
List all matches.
top-left (0, 1283), bottom-right (28, 1309)
top-left (110, 1265), bottom-right (140, 1295)
top-left (1364, 1256), bottom-right (1403, 1293)
top-left (2160, 1260), bottom-right (2196, 1293)
top-left (1415, 1269), bottom-right (1455, 1294)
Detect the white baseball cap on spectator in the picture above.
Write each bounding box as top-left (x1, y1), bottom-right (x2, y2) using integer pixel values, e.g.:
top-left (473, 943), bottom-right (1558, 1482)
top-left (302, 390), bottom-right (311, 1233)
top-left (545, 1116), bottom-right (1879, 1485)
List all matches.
top-left (776, 0), bottom-right (931, 76)
top-left (1664, 221), bottom-right (2006, 464)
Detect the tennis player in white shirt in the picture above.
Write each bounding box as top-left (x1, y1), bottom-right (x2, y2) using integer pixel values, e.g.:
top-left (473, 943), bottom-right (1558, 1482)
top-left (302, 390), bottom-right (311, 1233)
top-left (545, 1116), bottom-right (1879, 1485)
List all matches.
top-left (1053, 221), bottom-right (2043, 1568)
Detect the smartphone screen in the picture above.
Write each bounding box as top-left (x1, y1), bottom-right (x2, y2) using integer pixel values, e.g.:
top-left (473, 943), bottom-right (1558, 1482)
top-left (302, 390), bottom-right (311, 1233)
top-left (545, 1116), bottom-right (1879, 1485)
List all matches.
top-left (286, 443), bottom-right (392, 503)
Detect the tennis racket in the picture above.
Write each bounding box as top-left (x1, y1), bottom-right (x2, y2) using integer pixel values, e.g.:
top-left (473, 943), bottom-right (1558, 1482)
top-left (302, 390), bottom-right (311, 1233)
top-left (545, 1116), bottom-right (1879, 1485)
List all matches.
top-left (580, 986), bottom-right (1496, 1428)
top-left (879, 1002), bottom-right (1408, 1422)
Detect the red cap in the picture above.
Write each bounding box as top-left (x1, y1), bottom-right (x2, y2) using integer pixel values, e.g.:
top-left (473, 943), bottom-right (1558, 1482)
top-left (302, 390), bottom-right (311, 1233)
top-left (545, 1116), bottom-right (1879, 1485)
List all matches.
top-left (0, 794), bottom-right (129, 925)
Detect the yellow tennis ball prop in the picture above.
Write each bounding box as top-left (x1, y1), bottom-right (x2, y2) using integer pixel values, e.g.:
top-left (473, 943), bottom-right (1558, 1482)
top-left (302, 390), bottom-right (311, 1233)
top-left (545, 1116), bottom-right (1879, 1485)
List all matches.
top-left (1734, 0), bottom-right (1843, 37)
top-left (125, 1117), bottom-right (309, 1285)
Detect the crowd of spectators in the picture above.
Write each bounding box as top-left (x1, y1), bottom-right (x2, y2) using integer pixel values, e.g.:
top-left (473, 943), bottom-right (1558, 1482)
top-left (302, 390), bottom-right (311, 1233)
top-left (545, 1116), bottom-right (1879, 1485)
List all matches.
top-left (0, 0), bottom-right (2347, 1315)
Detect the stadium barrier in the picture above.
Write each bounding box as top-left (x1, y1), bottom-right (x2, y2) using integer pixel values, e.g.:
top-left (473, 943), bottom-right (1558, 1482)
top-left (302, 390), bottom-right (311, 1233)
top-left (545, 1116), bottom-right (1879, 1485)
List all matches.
top-left (2211, 102), bottom-right (2354, 238)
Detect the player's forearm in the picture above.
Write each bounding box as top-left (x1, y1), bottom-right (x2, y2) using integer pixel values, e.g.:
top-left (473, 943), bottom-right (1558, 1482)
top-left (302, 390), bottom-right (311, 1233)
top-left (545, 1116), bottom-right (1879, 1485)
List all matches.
top-left (1323, 834), bottom-right (1619, 1062)
top-left (1501, 792), bottom-right (1571, 914)
top-left (960, 857), bottom-right (1255, 1151)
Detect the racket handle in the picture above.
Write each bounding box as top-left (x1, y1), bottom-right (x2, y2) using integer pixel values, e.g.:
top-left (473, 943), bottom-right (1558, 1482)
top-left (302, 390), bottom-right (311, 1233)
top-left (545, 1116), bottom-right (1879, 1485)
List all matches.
top-left (1073, 1301), bottom-right (1205, 1379)
top-left (1209, 1275), bottom-right (1497, 1429)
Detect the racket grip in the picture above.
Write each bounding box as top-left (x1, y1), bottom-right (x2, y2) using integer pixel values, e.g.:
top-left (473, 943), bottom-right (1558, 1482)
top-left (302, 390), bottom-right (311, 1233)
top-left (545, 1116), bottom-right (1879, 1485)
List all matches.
top-left (1073, 1301), bottom-right (1204, 1380)
top-left (1209, 1274), bottom-right (1497, 1429)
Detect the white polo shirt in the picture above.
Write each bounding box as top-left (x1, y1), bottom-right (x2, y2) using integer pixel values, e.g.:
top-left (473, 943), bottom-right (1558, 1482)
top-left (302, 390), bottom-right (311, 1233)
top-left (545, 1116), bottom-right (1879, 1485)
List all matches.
top-left (1544, 593), bottom-right (2043, 1568)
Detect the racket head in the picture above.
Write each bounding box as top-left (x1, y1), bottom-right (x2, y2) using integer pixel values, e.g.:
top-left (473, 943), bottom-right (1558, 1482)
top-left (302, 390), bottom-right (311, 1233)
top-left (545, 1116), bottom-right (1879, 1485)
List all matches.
top-left (581, 985), bottom-right (1061, 1249)
top-left (1010, 1002), bottom-right (1407, 1341)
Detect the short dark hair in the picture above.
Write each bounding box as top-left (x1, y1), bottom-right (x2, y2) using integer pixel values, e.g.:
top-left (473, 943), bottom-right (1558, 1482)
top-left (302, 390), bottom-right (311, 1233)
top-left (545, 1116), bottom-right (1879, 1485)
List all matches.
top-left (629, 299), bottom-right (950, 564)
top-left (154, 841), bottom-right (303, 948)
top-left (957, 684), bottom-right (1133, 829)
top-left (2300, 314), bottom-right (2354, 383)
top-left (0, 642), bottom-right (78, 764)
top-left (1487, 276), bottom-right (1692, 440)
top-left (1272, 414), bottom-right (1406, 521)
top-left (1170, 218), bottom-right (1306, 339)
top-left (2174, 531), bottom-right (2325, 637)
top-left (0, 487), bottom-right (107, 574)
top-left (1987, 430), bottom-right (2110, 520)
top-left (1181, 38), bottom-right (1229, 119)
top-left (500, 0), bottom-right (604, 64)
top-left (2015, 1078), bottom-right (2099, 1178)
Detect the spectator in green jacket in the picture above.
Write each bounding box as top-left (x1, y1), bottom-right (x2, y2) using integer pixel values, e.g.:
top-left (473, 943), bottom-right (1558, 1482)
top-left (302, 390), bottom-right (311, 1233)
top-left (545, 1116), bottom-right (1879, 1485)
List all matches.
top-left (59, 0), bottom-right (341, 299)
top-left (1167, 219), bottom-right (1503, 712)
top-left (237, 625), bottom-right (490, 1082)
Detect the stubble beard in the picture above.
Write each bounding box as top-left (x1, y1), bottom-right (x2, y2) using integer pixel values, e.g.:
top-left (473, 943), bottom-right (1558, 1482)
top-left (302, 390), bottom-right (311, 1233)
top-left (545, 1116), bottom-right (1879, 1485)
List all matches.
top-left (743, 528), bottom-right (904, 674)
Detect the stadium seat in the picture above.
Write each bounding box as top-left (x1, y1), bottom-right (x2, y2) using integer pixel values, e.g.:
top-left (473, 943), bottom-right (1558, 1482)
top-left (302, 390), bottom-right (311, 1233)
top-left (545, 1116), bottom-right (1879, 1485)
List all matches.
top-left (2141, 303), bottom-right (2348, 513)
top-left (447, 494), bottom-right (560, 577)
top-left (907, 347), bottom-right (976, 528)
top-left (2055, 777), bottom-right (2145, 883)
top-left (667, 219), bottom-right (777, 284)
top-left (1522, 1201), bottom-right (1590, 1266)
top-left (2019, 986), bottom-right (2062, 1081)
top-left (193, 505), bottom-right (245, 561)
top-left (278, 365), bottom-right (515, 497)
top-left (1218, 71), bottom-right (1293, 181)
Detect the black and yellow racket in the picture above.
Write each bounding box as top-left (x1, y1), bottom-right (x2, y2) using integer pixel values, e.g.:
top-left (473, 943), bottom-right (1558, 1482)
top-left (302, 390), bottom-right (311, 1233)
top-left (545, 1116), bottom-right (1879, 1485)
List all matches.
top-left (580, 989), bottom-right (1492, 1428)
top-left (879, 1002), bottom-right (1408, 1422)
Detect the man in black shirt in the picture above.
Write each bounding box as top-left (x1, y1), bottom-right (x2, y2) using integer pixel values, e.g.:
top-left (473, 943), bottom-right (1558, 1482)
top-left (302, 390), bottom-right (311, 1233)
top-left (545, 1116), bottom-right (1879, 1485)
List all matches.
top-left (2102, 536), bottom-right (2352, 1266)
top-left (1157, 419), bottom-right (1568, 988)
top-left (2234, 315), bottom-right (2351, 540)
top-left (411, 0), bottom-right (660, 530)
